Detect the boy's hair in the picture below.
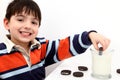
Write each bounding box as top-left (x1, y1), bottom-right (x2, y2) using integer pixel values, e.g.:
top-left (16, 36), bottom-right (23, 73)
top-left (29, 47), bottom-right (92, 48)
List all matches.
top-left (5, 0), bottom-right (41, 25)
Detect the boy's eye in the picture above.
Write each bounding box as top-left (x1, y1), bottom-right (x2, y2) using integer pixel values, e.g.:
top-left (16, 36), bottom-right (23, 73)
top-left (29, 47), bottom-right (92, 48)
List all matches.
top-left (17, 19), bottom-right (23, 22)
top-left (32, 21), bottom-right (38, 25)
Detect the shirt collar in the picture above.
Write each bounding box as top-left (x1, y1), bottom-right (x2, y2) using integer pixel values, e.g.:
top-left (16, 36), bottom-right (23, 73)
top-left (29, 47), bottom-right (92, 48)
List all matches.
top-left (3, 35), bottom-right (41, 53)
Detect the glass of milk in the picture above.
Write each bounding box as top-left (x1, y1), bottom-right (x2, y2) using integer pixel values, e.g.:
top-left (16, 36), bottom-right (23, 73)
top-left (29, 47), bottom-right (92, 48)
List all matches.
top-left (90, 47), bottom-right (113, 79)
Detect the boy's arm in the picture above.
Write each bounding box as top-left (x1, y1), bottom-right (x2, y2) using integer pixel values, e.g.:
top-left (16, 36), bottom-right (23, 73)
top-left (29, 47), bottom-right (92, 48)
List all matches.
top-left (44, 31), bottom-right (92, 67)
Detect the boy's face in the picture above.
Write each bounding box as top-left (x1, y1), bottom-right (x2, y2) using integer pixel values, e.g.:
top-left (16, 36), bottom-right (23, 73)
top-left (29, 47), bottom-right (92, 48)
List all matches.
top-left (4, 12), bottom-right (39, 44)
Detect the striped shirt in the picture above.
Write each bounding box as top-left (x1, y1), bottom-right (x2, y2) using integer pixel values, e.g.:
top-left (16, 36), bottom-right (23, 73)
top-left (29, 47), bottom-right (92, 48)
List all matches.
top-left (0, 31), bottom-right (92, 80)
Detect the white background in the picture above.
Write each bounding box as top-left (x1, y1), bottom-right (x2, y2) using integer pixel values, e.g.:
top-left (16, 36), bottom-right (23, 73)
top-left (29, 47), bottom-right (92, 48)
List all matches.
top-left (0, 0), bottom-right (120, 56)
top-left (0, 0), bottom-right (120, 78)
top-left (0, 0), bottom-right (120, 40)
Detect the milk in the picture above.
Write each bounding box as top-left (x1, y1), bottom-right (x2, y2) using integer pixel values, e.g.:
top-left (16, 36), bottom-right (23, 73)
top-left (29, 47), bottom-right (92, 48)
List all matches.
top-left (91, 48), bottom-right (113, 79)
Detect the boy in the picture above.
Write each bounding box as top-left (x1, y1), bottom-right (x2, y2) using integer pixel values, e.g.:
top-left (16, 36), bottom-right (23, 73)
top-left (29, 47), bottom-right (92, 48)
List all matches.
top-left (0, 0), bottom-right (110, 80)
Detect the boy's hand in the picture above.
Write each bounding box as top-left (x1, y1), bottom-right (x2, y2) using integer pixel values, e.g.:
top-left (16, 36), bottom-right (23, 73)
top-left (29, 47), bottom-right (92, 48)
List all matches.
top-left (88, 32), bottom-right (110, 51)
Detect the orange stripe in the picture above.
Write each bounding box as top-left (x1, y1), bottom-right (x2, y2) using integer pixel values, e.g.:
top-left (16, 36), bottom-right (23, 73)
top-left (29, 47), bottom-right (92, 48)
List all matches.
top-left (0, 52), bottom-right (27, 72)
top-left (41, 40), bottom-right (48, 59)
top-left (30, 40), bottom-right (48, 65)
top-left (30, 49), bottom-right (41, 64)
top-left (58, 38), bottom-right (72, 60)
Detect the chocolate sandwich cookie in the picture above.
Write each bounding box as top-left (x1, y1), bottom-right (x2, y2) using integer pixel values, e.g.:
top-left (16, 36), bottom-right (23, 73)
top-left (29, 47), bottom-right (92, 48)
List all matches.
top-left (116, 69), bottom-right (120, 74)
top-left (73, 72), bottom-right (84, 77)
top-left (61, 70), bottom-right (71, 75)
top-left (99, 47), bottom-right (103, 55)
top-left (78, 66), bottom-right (88, 71)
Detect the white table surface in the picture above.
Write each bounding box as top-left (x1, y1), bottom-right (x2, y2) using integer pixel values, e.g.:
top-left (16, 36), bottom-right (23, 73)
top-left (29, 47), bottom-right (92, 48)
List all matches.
top-left (45, 45), bottom-right (120, 80)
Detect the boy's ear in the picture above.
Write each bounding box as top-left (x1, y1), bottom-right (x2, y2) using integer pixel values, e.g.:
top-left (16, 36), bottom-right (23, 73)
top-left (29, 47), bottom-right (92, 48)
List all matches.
top-left (4, 18), bottom-right (10, 30)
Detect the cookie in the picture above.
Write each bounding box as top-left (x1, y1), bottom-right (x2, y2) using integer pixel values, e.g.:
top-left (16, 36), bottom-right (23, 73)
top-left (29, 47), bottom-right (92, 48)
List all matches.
top-left (61, 70), bottom-right (71, 75)
top-left (99, 47), bottom-right (103, 55)
top-left (73, 72), bottom-right (84, 77)
top-left (78, 66), bottom-right (88, 71)
top-left (116, 69), bottom-right (120, 74)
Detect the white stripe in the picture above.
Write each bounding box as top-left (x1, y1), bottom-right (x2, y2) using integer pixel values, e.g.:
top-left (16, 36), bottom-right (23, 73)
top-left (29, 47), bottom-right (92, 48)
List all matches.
top-left (70, 35), bottom-right (78, 55)
top-left (0, 49), bottom-right (8, 54)
top-left (53, 40), bottom-right (59, 62)
top-left (39, 38), bottom-right (46, 43)
top-left (46, 41), bottom-right (52, 57)
top-left (0, 60), bottom-right (45, 79)
top-left (78, 34), bottom-right (90, 48)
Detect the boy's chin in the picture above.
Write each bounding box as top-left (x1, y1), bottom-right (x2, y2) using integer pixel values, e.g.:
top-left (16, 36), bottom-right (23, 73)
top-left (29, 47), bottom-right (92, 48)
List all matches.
top-left (19, 39), bottom-right (33, 43)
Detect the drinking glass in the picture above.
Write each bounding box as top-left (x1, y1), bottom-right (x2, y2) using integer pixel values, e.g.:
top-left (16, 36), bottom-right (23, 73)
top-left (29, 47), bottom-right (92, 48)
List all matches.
top-left (90, 47), bottom-right (113, 79)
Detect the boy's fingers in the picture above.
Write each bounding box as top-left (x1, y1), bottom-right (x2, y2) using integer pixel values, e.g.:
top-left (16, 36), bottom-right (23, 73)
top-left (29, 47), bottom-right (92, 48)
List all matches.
top-left (92, 42), bottom-right (99, 50)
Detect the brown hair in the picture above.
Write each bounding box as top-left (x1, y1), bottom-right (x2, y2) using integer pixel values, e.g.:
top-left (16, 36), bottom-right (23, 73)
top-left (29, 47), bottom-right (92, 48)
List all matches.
top-left (5, 0), bottom-right (42, 25)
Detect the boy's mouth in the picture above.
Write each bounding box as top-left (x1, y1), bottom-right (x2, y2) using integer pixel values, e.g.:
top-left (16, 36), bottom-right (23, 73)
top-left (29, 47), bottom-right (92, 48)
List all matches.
top-left (19, 31), bottom-right (32, 36)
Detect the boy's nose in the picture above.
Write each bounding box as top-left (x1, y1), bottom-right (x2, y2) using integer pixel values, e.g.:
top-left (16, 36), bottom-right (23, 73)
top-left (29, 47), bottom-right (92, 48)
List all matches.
top-left (24, 22), bottom-right (31, 29)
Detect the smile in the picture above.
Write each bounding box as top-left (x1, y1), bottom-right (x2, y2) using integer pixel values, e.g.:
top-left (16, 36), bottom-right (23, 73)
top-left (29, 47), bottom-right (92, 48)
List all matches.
top-left (19, 31), bottom-right (32, 36)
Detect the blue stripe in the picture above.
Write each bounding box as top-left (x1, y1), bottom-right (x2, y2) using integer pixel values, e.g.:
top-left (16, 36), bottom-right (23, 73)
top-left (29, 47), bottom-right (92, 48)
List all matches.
top-left (73, 34), bottom-right (86, 53)
top-left (78, 33), bottom-right (90, 48)
top-left (46, 40), bottom-right (53, 57)
top-left (69, 35), bottom-right (79, 56)
top-left (0, 49), bottom-right (8, 54)
top-left (38, 38), bottom-right (46, 43)
top-left (53, 40), bottom-right (59, 62)
top-left (0, 43), bottom-right (7, 50)
top-left (0, 60), bottom-right (45, 79)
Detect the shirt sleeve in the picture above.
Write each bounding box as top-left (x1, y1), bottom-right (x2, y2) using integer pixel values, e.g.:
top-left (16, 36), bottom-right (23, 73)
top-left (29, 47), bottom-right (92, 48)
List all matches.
top-left (43, 31), bottom-right (92, 67)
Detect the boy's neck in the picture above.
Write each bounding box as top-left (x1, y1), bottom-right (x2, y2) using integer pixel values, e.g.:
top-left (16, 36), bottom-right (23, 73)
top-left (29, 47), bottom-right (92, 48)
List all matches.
top-left (18, 42), bottom-right (31, 53)
top-left (8, 35), bottom-right (31, 53)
